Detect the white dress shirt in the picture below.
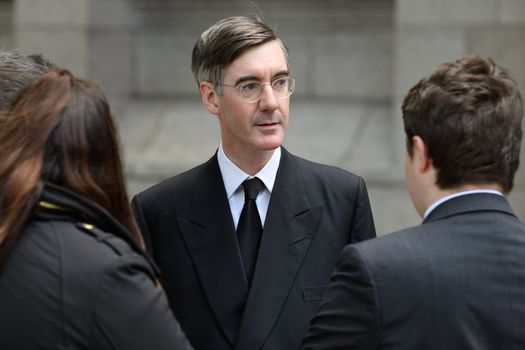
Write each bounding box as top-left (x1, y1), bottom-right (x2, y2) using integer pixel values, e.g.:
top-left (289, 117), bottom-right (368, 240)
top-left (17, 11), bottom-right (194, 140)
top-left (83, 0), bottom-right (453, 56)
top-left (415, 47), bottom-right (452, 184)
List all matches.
top-left (424, 189), bottom-right (504, 219)
top-left (217, 144), bottom-right (281, 229)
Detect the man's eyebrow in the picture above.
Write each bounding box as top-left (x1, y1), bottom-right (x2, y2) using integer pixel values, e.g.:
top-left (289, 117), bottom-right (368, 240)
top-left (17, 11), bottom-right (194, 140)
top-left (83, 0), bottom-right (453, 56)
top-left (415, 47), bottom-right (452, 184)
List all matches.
top-left (234, 70), bottom-right (290, 85)
top-left (273, 70), bottom-right (290, 78)
top-left (234, 75), bottom-right (260, 85)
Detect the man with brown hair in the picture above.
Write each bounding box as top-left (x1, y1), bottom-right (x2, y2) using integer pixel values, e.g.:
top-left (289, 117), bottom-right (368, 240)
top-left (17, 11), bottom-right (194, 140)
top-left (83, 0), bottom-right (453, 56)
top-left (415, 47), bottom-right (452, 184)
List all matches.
top-left (132, 16), bottom-right (376, 350)
top-left (302, 55), bottom-right (525, 349)
top-left (0, 51), bottom-right (53, 110)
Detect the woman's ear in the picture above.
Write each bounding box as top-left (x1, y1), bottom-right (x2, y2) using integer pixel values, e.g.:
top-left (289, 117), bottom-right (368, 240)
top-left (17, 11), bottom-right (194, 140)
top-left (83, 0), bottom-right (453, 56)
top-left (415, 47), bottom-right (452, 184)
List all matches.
top-left (199, 81), bottom-right (220, 115)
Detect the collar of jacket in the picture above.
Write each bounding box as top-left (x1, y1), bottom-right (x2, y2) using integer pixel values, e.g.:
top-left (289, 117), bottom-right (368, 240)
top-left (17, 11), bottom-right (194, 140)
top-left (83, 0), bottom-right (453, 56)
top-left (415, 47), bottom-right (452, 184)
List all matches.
top-left (423, 192), bottom-right (516, 224)
top-left (34, 182), bottom-right (160, 276)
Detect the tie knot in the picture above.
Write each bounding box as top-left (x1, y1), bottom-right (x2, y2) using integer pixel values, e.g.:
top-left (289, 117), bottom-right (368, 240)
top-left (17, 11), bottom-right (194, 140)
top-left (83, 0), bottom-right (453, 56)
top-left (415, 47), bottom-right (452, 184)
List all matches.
top-left (242, 177), bottom-right (264, 201)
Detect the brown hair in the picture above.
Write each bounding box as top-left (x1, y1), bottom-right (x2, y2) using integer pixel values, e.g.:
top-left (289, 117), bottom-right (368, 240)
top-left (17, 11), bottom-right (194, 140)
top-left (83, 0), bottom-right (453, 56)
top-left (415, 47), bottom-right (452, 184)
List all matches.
top-left (0, 69), bottom-right (141, 264)
top-left (191, 15), bottom-right (289, 93)
top-left (0, 51), bottom-right (53, 110)
top-left (402, 55), bottom-right (523, 193)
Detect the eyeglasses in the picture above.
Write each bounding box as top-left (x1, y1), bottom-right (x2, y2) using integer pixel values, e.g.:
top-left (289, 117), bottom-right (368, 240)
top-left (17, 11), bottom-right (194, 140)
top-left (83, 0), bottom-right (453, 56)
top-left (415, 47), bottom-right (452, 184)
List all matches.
top-left (219, 76), bottom-right (295, 103)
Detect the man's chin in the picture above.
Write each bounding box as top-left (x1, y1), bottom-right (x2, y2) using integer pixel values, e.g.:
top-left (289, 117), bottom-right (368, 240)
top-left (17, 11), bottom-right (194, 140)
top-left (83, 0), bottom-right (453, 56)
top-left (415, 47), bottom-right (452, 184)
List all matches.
top-left (257, 139), bottom-right (283, 151)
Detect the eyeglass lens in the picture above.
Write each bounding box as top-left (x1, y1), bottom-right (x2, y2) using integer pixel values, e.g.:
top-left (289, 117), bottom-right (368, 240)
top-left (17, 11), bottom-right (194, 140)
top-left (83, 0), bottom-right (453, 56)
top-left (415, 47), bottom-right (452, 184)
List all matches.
top-left (239, 77), bottom-right (295, 102)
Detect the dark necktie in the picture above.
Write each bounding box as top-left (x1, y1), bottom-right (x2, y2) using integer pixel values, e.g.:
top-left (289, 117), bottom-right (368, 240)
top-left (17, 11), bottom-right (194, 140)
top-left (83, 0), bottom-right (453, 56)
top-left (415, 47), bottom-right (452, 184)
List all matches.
top-left (237, 177), bottom-right (264, 285)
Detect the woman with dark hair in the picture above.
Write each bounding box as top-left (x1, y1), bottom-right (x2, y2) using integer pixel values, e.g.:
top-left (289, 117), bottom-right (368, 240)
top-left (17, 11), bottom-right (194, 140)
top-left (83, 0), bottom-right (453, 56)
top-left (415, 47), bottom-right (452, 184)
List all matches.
top-left (0, 69), bottom-right (192, 350)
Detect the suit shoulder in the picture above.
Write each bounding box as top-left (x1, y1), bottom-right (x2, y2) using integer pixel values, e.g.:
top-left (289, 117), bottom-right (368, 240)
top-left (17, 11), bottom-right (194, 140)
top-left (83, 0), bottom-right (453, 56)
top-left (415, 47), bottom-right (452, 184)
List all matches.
top-left (346, 225), bottom-right (424, 268)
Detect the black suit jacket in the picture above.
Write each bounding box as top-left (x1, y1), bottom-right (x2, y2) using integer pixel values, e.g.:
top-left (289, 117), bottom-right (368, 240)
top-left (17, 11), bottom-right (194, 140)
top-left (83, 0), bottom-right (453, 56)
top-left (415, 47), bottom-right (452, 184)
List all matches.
top-left (302, 193), bottom-right (525, 350)
top-left (132, 147), bottom-right (376, 350)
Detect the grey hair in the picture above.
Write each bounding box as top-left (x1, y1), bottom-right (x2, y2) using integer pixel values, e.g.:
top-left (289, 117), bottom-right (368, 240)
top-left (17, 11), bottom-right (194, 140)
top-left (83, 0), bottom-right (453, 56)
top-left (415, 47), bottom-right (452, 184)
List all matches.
top-left (0, 50), bottom-right (54, 110)
top-left (191, 16), bottom-right (290, 94)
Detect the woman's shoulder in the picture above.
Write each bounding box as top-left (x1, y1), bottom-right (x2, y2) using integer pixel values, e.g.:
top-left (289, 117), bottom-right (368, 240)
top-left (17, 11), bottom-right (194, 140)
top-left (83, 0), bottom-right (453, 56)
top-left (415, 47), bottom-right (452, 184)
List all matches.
top-left (55, 220), bottom-right (151, 271)
top-left (20, 218), bottom-right (154, 286)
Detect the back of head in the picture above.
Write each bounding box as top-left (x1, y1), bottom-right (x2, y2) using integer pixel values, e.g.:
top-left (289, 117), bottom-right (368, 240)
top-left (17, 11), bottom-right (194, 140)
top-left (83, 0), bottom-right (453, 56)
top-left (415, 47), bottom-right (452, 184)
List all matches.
top-left (191, 15), bottom-right (289, 89)
top-left (0, 51), bottom-right (53, 110)
top-left (402, 55), bottom-right (523, 193)
top-left (0, 69), bottom-right (139, 264)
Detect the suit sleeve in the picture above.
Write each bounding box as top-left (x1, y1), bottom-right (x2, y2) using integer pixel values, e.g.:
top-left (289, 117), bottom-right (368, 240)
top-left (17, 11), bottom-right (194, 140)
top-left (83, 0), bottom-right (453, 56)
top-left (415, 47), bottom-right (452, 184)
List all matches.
top-left (131, 195), bottom-right (155, 258)
top-left (91, 253), bottom-right (193, 350)
top-left (301, 244), bottom-right (380, 350)
top-left (349, 176), bottom-right (376, 243)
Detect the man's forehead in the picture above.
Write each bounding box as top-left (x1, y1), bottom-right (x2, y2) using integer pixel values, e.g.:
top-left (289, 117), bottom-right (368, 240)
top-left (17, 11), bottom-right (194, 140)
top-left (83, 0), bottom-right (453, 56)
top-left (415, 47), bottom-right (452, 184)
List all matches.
top-left (223, 41), bottom-right (288, 81)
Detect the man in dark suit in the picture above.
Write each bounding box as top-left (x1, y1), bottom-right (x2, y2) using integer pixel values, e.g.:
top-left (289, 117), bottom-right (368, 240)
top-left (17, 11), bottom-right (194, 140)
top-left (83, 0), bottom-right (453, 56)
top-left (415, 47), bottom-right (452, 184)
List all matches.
top-left (302, 55), bottom-right (525, 349)
top-left (132, 16), bottom-right (376, 350)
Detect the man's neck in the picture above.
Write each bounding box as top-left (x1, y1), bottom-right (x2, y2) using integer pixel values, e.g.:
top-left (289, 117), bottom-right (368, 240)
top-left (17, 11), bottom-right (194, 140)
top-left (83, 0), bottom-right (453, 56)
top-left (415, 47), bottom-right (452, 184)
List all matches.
top-left (222, 145), bottom-right (276, 176)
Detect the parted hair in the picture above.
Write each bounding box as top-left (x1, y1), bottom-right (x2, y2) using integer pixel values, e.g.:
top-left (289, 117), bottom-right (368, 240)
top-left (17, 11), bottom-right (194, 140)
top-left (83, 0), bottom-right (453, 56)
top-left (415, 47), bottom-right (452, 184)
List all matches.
top-left (191, 15), bottom-right (289, 94)
top-left (0, 69), bottom-right (141, 265)
top-left (0, 50), bottom-right (53, 110)
top-left (402, 55), bottom-right (523, 193)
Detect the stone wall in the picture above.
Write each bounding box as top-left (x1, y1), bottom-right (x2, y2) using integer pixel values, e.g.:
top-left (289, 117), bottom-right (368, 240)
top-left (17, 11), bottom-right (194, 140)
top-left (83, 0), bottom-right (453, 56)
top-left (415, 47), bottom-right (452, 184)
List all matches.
top-left (9, 0), bottom-right (393, 102)
top-left (0, 1), bottom-right (13, 49)
top-left (132, 1), bottom-right (393, 101)
top-left (2, 0), bottom-right (525, 232)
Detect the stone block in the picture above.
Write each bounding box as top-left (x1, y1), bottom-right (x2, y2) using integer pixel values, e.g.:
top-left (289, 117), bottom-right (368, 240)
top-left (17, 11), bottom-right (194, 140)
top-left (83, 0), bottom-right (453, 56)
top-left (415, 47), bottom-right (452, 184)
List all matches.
top-left (312, 31), bottom-right (392, 100)
top-left (0, 2), bottom-right (13, 50)
top-left (394, 27), bottom-right (465, 101)
top-left (284, 100), bottom-right (367, 167)
top-left (0, 34), bottom-right (12, 50)
top-left (466, 26), bottom-right (525, 95)
top-left (89, 29), bottom-right (132, 98)
top-left (509, 188), bottom-right (525, 220)
top-left (281, 34), bottom-right (314, 97)
top-left (121, 100), bottom-right (219, 178)
top-left (498, 0), bottom-right (525, 24)
top-left (89, 0), bottom-right (136, 27)
top-left (135, 31), bottom-right (196, 97)
top-left (14, 0), bottom-right (89, 26)
top-left (119, 101), bottom-right (177, 173)
top-left (396, 0), bottom-right (496, 25)
top-left (14, 28), bottom-right (89, 77)
top-left (339, 104), bottom-right (401, 181)
top-left (367, 184), bottom-right (421, 235)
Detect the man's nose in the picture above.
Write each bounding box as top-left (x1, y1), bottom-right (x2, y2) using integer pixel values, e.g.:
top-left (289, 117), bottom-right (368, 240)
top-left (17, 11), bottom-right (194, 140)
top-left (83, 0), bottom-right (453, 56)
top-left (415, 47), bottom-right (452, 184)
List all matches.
top-left (258, 84), bottom-right (279, 111)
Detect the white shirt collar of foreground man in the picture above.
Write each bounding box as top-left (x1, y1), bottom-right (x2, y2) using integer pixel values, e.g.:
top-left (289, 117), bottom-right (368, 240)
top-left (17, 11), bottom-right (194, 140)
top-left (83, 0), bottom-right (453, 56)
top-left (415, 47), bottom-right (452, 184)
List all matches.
top-left (217, 144), bottom-right (281, 228)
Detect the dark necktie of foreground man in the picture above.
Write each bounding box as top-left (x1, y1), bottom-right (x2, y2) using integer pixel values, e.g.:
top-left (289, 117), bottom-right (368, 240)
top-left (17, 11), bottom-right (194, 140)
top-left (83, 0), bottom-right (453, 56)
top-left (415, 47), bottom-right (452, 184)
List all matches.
top-left (237, 177), bottom-right (264, 285)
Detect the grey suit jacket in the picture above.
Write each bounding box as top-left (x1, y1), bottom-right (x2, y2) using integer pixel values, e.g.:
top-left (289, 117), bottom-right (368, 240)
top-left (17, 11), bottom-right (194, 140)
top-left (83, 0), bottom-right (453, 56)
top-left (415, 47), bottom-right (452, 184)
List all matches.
top-left (132, 147), bottom-right (376, 350)
top-left (302, 193), bottom-right (525, 350)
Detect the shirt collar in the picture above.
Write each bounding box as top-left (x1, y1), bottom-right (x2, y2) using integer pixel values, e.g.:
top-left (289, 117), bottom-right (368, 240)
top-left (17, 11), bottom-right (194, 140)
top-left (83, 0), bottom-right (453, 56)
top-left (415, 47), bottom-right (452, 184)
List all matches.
top-left (217, 144), bottom-right (281, 199)
top-left (423, 189), bottom-right (504, 219)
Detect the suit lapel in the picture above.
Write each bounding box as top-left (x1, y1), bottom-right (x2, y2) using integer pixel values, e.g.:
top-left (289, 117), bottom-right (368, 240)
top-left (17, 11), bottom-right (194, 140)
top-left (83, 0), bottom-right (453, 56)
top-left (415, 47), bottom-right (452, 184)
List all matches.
top-left (178, 155), bottom-right (248, 346)
top-left (235, 149), bottom-right (323, 350)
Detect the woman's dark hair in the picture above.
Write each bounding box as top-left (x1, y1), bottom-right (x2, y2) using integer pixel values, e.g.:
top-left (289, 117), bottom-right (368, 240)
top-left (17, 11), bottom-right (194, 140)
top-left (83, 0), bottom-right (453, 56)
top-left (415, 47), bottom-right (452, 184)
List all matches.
top-left (0, 69), bottom-right (141, 264)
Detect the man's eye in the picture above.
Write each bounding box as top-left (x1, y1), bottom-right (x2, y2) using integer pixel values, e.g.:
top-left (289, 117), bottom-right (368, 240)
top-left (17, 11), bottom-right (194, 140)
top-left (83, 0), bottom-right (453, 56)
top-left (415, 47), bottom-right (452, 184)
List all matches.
top-left (273, 78), bottom-right (288, 88)
top-left (240, 82), bottom-right (259, 93)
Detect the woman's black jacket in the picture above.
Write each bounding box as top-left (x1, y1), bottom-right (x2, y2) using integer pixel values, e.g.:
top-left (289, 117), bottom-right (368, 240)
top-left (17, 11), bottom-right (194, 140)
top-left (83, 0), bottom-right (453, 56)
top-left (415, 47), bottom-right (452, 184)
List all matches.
top-left (0, 183), bottom-right (192, 350)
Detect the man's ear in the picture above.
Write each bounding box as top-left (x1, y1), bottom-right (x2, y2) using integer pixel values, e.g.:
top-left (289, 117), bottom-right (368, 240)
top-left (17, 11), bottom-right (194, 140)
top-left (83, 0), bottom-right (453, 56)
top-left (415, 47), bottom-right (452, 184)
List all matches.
top-left (199, 81), bottom-right (220, 115)
top-left (412, 135), bottom-right (432, 173)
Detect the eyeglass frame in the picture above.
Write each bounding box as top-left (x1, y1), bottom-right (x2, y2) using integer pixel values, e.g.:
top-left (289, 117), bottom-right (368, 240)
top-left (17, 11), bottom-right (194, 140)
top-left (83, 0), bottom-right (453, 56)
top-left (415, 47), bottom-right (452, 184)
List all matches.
top-left (217, 76), bottom-right (295, 103)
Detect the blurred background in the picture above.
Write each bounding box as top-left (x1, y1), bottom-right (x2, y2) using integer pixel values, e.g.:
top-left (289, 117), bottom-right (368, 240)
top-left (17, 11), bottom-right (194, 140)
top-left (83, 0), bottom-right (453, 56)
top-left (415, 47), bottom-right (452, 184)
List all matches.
top-left (1, 0), bottom-right (524, 235)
